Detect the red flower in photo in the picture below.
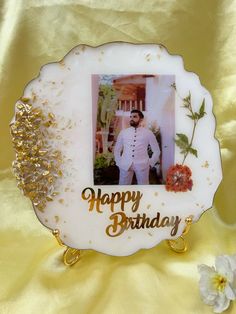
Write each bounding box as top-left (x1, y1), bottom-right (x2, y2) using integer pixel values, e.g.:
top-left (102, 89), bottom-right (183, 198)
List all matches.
top-left (165, 164), bottom-right (193, 192)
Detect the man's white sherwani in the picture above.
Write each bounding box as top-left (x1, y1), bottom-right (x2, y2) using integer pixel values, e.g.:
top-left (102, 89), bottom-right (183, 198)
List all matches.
top-left (114, 126), bottom-right (160, 185)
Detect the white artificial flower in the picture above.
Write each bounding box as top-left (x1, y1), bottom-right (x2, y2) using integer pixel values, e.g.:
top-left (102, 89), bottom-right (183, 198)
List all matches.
top-left (198, 254), bottom-right (236, 313)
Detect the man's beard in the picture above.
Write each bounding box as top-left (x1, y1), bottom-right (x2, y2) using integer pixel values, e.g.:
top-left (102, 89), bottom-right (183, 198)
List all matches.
top-left (130, 120), bottom-right (139, 127)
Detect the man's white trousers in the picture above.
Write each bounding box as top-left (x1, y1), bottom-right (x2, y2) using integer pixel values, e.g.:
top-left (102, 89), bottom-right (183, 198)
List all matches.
top-left (118, 164), bottom-right (150, 185)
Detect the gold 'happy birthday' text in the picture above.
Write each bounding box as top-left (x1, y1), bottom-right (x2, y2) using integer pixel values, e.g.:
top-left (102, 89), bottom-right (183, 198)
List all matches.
top-left (81, 188), bottom-right (182, 238)
top-left (81, 187), bottom-right (143, 213)
top-left (106, 212), bottom-right (181, 237)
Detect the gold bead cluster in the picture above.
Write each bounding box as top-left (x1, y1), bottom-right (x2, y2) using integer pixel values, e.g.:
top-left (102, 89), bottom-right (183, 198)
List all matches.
top-left (10, 97), bottom-right (63, 212)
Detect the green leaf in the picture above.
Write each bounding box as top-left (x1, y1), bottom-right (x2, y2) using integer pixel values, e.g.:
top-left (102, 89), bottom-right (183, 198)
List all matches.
top-left (176, 133), bottom-right (189, 145)
top-left (183, 91), bottom-right (191, 103)
top-left (175, 133), bottom-right (190, 154)
top-left (193, 112), bottom-right (200, 120)
top-left (189, 147), bottom-right (198, 158)
top-left (175, 139), bottom-right (187, 150)
top-left (198, 99), bottom-right (206, 118)
top-left (187, 114), bottom-right (195, 120)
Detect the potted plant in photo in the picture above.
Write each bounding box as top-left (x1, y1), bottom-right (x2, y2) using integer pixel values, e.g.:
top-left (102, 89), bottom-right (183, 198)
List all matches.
top-left (94, 152), bottom-right (118, 185)
top-left (97, 84), bottom-right (118, 154)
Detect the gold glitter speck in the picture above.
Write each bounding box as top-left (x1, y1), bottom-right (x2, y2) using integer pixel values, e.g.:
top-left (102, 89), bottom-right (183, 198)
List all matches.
top-left (202, 161), bottom-right (209, 168)
top-left (145, 53), bottom-right (151, 61)
top-left (31, 92), bottom-right (37, 102)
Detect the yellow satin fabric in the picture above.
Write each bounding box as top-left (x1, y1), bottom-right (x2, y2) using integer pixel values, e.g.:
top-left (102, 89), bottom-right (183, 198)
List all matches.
top-left (0, 1), bottom-right (235, 313)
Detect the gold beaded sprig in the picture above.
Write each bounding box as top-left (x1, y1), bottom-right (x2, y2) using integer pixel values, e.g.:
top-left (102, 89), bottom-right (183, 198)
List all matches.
top-left (10, 97), bottom-right (63, 212)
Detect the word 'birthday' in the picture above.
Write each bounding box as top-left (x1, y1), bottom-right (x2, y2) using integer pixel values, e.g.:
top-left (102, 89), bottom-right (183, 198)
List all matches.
top-left (81, 187), bottom-right (142, 213)
top-left (106, 212), bottom-right (181, 237)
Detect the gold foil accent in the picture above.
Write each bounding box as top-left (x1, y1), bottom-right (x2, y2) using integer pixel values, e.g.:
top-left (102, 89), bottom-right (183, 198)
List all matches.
top-left (54, 215), bottom-right (60, 223)
top-left (201, 160), bottom-right (209, 168)
top-left (59, 60), bottom-right (65, 67)
top-left (10, 97), bottom-right (63, 212)
top-left (145, 53), bottom-right (151, 61)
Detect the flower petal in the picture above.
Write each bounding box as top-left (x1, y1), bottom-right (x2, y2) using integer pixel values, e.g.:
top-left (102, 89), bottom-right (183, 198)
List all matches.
top-left (198, 265), bottom-right (218, 304)
top-left (225, 284), bottom-right (236, 300)
top-left (225, 254), bottom-right (236, 272)
top-left (198, 264), bottom-right (215, 276)
top-left (215, 256), bottom-right (234, 282)
top-left (213, 293), bottom-right (230, 313)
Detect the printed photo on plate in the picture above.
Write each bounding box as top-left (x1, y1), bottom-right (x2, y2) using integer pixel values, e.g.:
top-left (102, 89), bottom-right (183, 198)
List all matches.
top-left (92, 74), bottom-right (175, 185)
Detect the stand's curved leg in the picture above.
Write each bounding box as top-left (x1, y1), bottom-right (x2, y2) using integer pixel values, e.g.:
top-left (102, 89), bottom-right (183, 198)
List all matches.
top-left (52, 229), bottom-right (81, 266)
top-left (166, 215), bottom-right (193, 253)
top-left (63, 248), bottom-right (81, 266)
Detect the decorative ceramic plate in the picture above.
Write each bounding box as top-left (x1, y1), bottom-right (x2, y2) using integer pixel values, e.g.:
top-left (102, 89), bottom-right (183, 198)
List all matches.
top-left (10, 42), bottom-right (222, 256)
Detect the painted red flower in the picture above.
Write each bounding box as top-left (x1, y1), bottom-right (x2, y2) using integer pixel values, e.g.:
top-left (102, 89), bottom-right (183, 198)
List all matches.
top-left (165, 164), bottom-right (193, 192)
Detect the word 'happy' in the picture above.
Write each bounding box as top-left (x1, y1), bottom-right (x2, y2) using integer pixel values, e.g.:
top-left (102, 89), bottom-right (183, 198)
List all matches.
top-left (81, 187), bottom-right (142, 213)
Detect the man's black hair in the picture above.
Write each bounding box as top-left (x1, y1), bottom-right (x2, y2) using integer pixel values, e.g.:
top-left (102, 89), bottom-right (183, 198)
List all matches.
top-left (131, 109), bottom-right (144, 119)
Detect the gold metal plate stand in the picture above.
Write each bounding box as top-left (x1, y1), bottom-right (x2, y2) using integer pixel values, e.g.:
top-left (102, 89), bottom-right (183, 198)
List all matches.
top-left (52, 229), bottom-right (81, 266)
top-left (166, 215), bottom-right (193, 253)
